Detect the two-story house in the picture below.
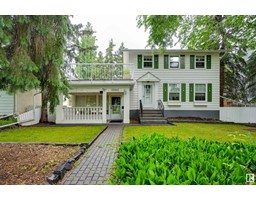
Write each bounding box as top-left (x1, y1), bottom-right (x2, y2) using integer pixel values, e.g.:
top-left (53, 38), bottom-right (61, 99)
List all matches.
top-left (55, 49), bottom-right (222, 124)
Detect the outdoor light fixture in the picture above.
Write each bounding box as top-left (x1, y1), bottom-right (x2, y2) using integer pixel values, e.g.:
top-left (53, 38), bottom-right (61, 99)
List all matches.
top-left (100, 91), bottom-right (103, 94)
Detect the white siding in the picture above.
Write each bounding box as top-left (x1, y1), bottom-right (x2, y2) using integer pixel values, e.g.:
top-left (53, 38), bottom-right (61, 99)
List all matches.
top-left (126, 51), bottom-right (220, 111)
top-left (0, 90), bottom-right (14, 115)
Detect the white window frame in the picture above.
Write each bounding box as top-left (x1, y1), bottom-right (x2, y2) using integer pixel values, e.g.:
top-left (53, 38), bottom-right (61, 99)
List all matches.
top-left (194, 83), bottom-right (207, 102)
top-left (195, 55), bottom-right (206, 69)
top-left (143, 55), bottom-right (153, 68)
top-left (168, 83), bottom-right (181, 102)
top-left (169, 56), bottom-right (180, 69)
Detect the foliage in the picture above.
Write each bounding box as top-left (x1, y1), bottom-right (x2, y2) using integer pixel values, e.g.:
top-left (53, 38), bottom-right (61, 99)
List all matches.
top-left (122, 123), bottom-right (256, 144)
top-left (0, 15), bottom-right (74, 122)
top-left (96, 51), bottom-right (104, 63)
top-left (76, 22), bottom-right (98, 79)
top-left (137, 15), bottom-right (256, 103)
top-left (112, 134), bottom-right (256, 185)
top-left (0, 126), bottom-right (106, 143)
top-left (105, 39), bottom-right (116, 63)
top-left (247, 51), bottom-right (256, 101)
top-left (0, 118), bottom-right (17, 126)
top-left (114, 42), bottom-right (126, 63)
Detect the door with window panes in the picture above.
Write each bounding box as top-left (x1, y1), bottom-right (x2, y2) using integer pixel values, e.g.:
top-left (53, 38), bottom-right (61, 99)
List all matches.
top-left (110, 96), bottom-right (122, 120)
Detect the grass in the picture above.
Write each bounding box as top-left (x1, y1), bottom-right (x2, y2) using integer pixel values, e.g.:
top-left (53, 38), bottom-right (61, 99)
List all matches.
top-left (0, 118), bottom-right (17, 126)
top-left (123, 123), bottom-right (256, 144)
top-left (0, 126), bottom-right (106, 143)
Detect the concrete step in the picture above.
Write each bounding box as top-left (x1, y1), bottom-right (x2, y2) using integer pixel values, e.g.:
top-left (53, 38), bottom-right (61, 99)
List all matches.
top-left (141, 110), bottom-right (162, 114)
top-left (140, 113), bottom-right (163, 117)
top-left (140, 117), bottom-right (166, 120)
top-left (140, 119), bottom-right (167, 124)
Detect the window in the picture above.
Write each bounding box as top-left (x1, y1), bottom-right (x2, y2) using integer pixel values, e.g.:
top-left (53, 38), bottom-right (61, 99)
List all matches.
top-left (85, 95), bottom-right (97, 106)
top-left (195, 84), bottom-right (206, 101)
top-left (195, 56), bottom-right (205, 68)
top-left (143, 55), bottom-right (153, 68)
top-left (169, 83), bottom-right (180, 101)
top-left (170, 56), bottom-right (179, 68)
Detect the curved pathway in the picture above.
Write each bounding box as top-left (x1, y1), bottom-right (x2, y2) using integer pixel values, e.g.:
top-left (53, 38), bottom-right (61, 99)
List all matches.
top-left (62, 125), bottom-right (123, 185)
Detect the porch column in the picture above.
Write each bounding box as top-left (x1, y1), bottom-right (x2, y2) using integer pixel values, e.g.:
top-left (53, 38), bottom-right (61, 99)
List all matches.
top-left (55, 93), bottom-right (64, 124)
top-left (123, 88), bottom-right (130, 123)
top-left (102, 90), bottom-right (107, 123)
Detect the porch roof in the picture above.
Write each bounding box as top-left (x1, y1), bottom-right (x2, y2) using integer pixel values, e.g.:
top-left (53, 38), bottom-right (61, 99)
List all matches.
top-left (70, 80), bottom-right (135, 87)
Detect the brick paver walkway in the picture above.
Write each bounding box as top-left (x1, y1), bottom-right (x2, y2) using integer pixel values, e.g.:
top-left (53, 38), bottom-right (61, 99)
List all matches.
top-left (62, 125), bottom-right (123, 185)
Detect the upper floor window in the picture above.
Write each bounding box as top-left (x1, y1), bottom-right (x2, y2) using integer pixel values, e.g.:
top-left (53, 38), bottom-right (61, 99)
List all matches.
top-left (169, 83), bottom-right (180, 101)
top-left (195, 84), bottom-right (206, 101)
top-left (170, 56), bottom-right (179, 69)
top-left (143, 55), bottom-right (153, 68)
top-left (195, 56), bottom-right (205, 68)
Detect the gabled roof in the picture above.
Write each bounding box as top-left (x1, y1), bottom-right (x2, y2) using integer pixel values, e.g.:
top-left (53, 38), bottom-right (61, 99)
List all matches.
top-left (137, 72), bottom-right (160, 82)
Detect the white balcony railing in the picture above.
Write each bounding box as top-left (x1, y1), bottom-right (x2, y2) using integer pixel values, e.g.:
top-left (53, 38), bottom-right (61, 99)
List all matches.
top-left (63, 107), bottom-right (103, 121)
top-left (64, 63), bottom-right (134, 80)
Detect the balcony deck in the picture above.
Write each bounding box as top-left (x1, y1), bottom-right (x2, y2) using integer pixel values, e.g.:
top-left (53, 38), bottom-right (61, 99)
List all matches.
top-left (65, 63), bottom-right (134, 81)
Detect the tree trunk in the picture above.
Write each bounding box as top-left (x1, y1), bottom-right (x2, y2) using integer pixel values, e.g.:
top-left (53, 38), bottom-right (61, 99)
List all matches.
top-left (40, 92), bottom-right (48, 123)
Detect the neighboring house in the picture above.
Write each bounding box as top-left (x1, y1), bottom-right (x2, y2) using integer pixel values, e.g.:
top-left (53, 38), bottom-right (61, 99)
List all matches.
top-left (0, 90), bottom-right (41, 116)
top-left (0, 90), bottom-right (15, 116)
top-left (55, 49), bottom-right (222, 124)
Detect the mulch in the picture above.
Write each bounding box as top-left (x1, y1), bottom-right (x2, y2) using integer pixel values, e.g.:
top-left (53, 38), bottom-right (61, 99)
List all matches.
top-left (0, 144), bottom-right (80, 185)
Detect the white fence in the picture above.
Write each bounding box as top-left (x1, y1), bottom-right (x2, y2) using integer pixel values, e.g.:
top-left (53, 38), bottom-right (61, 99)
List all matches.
top-left (63, 107), bottom-right (103, 121)
top-left (18, 107), bottom-right (41, 126)
top-left (220, 107), bottom-right (256, 123)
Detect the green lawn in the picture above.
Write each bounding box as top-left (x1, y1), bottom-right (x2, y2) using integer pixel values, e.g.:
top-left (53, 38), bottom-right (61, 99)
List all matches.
top-left (0, 118), bottom-right (17, 126)
top-left (123, 123), bottom-right (256, 144)
top-left (0, 126), bottom-right (106, 143)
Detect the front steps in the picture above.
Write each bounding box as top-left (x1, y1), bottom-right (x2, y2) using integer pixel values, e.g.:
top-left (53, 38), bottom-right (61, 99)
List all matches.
top-left (139, 109), bottom-right (167, 124)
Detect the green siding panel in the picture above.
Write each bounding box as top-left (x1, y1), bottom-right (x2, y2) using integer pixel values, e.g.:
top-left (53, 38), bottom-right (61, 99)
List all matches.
top-left (137, 54), bottom-right (142, 69)
top-left (181, 83), bottom-right (186, 102)
top-left (180, 55), bottom-right (185, 69)
top-left (163, 83), bottom-right (168, 102)
top-left (189, 84), bottom-right (194, 102)
top-left (190, 55), bottom-right (195, 69)
top-left (207, 55), bottom-right (211, 69)
top-left (164, 55), bottom-right (169, 69)
top-left (208, 83), bottom-right (212, 102)
top-left (154, 55), bottom-right (159, 69)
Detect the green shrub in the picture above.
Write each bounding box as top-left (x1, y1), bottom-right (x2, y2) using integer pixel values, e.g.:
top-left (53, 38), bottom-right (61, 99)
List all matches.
top-left (112, 134), bottom-right (256, 185)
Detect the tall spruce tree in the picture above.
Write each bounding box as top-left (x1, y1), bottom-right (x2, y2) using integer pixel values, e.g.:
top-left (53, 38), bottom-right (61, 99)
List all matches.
top-left (114, 42), bottom-right (126, 63)
top-left (97, 51), bottom-right (104, 63)
top-left (76, 22), bottom-right (98, 79)
top-left (105, 39), bottom-right (116, 63)
top-left (0, 15), bottom-right (73, 122)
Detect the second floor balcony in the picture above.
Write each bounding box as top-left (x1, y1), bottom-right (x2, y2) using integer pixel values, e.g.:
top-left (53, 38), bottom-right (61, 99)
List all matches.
top-left (66, 63), bottom-right (134, 81)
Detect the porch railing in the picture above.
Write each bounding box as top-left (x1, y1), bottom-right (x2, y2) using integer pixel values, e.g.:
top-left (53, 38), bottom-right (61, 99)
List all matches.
top-left (139, 99), bottom-right (143, 117)
top-left (63, 107), bottom-right (103, 121)
top-left (157, 99), bottom-right (164, 117)
top-left (64, 63), bottom-right (134, 80)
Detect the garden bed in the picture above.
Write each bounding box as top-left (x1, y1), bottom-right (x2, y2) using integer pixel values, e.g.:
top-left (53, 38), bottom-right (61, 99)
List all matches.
top-left (112, 134), bottom-right (256, 185)
top-left (0, 144), bottom-right (80, 184)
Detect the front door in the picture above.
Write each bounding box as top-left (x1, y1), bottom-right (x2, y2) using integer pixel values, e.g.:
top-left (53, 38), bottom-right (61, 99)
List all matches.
top-left (110, 96), bottom-right (122, 120)
top-left (143, 84), bottom-right (153, 107)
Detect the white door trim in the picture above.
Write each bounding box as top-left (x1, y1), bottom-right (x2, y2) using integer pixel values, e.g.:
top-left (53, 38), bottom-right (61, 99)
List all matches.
top-left (142, 83), bottom-right (154, 108)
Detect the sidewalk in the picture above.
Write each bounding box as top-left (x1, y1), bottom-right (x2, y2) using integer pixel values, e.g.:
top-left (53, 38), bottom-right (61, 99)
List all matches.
top-left (61, 125), bottom-right (123, 185)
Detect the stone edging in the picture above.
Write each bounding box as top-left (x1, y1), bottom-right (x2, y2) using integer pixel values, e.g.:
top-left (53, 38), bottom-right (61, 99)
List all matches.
top-left (46, 126), bottom-right (108, 185)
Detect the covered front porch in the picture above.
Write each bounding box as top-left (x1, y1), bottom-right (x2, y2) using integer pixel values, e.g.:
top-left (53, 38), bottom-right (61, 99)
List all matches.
top-left (55, 81), bottom-right (134, 124)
